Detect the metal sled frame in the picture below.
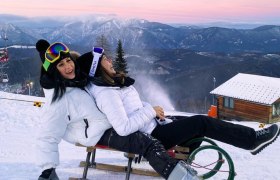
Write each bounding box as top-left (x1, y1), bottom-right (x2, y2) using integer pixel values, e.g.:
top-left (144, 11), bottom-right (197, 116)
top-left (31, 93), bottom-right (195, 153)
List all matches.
top-left (70, 137), bottom-right (235, 180)
top-left (186, 137), bottom-right (236, 180)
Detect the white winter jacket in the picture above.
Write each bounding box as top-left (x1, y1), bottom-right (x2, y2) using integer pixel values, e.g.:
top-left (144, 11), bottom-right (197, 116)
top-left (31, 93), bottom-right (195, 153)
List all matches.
top-left (88, 83), bottom-right (157, 136)
top-left (37, 87), bottom-right (111, 170)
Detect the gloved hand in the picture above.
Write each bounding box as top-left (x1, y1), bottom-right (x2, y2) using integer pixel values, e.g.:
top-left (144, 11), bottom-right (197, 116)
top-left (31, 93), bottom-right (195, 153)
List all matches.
top-left (134, 154), bottom-right (143, 164)
top-left (38, 168), bottom-right (59, 180)
top-left (124, 152), bottom-right (143, 164)
top-left (155, 117), bottom-right (173, 125)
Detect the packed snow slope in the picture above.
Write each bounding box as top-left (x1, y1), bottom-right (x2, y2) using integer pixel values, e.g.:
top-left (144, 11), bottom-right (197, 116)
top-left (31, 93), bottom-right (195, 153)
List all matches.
top-left (0, 91), bottom-right (279, 180)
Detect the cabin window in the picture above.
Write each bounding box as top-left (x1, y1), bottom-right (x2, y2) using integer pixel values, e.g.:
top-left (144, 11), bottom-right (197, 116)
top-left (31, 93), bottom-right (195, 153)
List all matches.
top-left (223, 97), bottom-right (234, 109)
top-left (272, 102), bottom-right (280, 116)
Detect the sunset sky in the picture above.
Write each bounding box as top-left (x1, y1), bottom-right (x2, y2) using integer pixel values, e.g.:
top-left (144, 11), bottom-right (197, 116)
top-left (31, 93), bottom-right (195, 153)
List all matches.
top-left (1, 0), bottom-right (280, 24)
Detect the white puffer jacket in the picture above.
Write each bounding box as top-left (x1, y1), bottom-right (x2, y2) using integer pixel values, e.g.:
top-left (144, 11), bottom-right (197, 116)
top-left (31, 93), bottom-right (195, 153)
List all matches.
top-left (37, 87), bottom-right (111, 170)
top-left (88, 83), bottom-right (157, 136)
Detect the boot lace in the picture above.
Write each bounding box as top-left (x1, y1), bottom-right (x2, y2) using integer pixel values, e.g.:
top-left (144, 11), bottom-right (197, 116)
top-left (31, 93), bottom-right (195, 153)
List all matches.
top-left (256, 128), bottom-right (269, 137)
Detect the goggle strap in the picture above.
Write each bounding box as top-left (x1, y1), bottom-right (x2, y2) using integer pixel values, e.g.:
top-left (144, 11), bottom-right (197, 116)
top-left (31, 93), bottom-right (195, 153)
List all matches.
top-left (89, 47), bottom-right (104, 77)
top-left (43, 60), bottom-right (51, 71)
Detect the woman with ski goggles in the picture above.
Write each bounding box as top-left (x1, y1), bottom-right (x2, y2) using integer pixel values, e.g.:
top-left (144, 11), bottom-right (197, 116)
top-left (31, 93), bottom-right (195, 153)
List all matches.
top-left (36, 40), bottom-right (198, 180)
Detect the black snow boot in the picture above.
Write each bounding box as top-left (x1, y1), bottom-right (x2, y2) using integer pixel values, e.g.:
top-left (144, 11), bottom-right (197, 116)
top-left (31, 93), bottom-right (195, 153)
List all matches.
top-left (144, 139), bottom-right (179, 179)
top-left (38, 168), bottom-right (59, 180)
top-left (250, 124), bottom-right (280, 155)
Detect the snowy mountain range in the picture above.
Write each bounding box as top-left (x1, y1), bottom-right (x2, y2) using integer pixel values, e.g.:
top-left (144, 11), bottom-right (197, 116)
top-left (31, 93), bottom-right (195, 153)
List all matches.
top-left (1, 14), bottom-right (280, 53)
top-left (1, 14), bottom-right (280, 113)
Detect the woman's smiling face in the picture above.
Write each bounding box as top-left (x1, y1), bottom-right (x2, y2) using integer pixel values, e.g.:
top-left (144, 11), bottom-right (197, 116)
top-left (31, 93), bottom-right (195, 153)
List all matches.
top-left (56, 57), bottom-right (76, 79)
top-left (100, 55), bottom-right (116, 77)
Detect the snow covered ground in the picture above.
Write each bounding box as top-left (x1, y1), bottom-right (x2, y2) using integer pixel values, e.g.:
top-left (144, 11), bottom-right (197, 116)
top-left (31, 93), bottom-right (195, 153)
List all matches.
top-left (0, 91), bottom-right (280, 180)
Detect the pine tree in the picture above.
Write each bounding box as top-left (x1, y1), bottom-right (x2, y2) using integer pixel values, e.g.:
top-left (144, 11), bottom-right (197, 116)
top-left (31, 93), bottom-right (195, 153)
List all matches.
top-left (95, 34), bottom-right (112, 57)
top-left (114, 39), bottom-right (128, 73)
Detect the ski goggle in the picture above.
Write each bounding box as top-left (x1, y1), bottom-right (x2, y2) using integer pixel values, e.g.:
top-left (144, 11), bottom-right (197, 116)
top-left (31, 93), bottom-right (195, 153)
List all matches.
top-left (43, 42), bottom-right (70, 71)
top-left (89, 47), bottom-right (104, 77)
top-left (93, 47), bottom-right (104, 55)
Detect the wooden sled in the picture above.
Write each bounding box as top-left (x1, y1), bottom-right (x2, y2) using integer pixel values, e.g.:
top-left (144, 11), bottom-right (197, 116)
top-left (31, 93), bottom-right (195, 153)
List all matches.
top-left (70, 115), bottom-right (236, 180)
top-left (69, 144), bottom-right (189, 180)
top-left (70, 137), bottom-right (236, 180)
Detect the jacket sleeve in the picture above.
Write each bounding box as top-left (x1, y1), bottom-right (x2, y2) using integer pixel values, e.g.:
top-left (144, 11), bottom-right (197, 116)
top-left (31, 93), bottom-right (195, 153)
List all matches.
top-left (96, 89), bottom-right (156, 136)
top-left (142, 101), bottom-right (151, 107)
top-left (36, 97), bottom-right (68, 170)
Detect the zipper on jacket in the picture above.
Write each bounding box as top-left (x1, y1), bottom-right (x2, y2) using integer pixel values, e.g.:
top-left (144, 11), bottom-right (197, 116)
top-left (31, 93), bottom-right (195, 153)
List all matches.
top-left (84, 119), bottom-right (89, 138)
top-left (108, 129), bottom-right (115, 147)
top-left (68, 115), bottom-right (71, 121)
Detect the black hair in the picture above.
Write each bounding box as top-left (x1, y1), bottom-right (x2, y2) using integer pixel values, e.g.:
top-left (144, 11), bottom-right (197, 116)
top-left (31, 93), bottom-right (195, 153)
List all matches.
top-left (52, 68), bottom-right (67, 103)
top-left (39, 64), bottom-right (67, 103)
top-left (40, 54), bottom-right (88, 103)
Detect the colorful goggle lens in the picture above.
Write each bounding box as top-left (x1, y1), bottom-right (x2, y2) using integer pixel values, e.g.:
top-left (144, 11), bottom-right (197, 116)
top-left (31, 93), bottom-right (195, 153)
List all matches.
top-left (45, 42), bottom-right (69, 63)
top-left (43, 42), bottom-right (70, 71)
top-left (93, 47), bottom-right (104, 54)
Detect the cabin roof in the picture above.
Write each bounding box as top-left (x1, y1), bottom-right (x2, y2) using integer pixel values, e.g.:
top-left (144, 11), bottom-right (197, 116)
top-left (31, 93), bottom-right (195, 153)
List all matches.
top-left (210, 73), bottom-right (280, 105)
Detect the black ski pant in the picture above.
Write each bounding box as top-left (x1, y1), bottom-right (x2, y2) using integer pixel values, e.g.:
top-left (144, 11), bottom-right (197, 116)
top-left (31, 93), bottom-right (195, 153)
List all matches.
top-left (151, 115), bottom-right (256, 151)
top-left (97, 128), bottom-right (179, 179)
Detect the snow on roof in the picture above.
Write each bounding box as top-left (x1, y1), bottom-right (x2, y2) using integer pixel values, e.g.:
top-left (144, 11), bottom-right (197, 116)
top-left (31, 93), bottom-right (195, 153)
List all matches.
top-left (210, 73), bottom-right (280, 105)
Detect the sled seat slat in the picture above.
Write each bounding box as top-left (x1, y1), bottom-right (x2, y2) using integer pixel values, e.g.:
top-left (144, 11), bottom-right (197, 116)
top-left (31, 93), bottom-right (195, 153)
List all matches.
top-left (71, 143), bottom-right (189, 180)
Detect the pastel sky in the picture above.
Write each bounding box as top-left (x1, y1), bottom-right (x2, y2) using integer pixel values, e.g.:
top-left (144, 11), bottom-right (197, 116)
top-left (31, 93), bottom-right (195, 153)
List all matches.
top-left (1, 0), bottom-right (280, 24)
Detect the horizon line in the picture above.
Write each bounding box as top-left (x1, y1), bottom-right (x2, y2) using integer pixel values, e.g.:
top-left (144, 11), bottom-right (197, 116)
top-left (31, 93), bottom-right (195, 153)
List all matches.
top-left (0, 13), bottom-right (280, 27)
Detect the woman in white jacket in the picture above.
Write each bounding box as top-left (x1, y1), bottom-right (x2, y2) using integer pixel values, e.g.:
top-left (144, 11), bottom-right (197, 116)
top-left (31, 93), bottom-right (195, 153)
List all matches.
top-left (77, 47), bottom-right (280, 159)
top-left (36, 40), bottom-right (198, 180)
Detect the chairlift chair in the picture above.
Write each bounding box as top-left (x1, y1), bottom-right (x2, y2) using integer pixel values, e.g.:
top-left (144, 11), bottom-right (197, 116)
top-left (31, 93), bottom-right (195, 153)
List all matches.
top-left (0, 73), bottom-right (8, 83)
top-left (2, 75), bottom-right (8, 83)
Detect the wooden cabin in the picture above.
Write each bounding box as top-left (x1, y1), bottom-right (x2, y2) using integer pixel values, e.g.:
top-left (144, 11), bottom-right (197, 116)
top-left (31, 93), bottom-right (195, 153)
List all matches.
top-left (210, 73), bottom-right (280, 123)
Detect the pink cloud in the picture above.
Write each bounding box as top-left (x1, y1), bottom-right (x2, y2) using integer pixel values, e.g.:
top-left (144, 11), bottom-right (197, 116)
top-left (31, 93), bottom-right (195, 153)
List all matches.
top-left (0, 0), bottom-right (279, 24)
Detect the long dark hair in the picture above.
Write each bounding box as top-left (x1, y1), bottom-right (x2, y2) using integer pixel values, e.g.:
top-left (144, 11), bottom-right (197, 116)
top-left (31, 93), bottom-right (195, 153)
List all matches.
top-left (52, 68), bottom-right (67, 103)
top-left (40, 59), bottom-right (88, 103)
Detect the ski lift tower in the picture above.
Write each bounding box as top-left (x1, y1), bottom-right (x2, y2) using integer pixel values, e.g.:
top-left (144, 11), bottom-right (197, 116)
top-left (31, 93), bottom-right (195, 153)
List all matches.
top-left (0, 29), bottom-right (9, 83)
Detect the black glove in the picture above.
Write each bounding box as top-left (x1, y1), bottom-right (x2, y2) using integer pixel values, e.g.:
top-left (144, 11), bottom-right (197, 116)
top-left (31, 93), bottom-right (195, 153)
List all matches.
top-left (124, 153), bottom-right (142, 164)
top-left (38, 168), bottom-right (59, 180)
top-left (134, 154), bottom-right (143, 164)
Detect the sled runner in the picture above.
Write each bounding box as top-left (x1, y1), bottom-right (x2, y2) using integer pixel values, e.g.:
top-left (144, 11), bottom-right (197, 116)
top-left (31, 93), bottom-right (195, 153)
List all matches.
top-left (70, 115), bottom-right (236, 180)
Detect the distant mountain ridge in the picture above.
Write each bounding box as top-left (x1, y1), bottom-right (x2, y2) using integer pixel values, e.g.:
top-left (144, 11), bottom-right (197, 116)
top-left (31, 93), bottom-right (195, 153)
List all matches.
top-left (0, 14), bottom-right (280, 53)
top-left (1, 14), bottom-right (280, 113)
